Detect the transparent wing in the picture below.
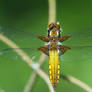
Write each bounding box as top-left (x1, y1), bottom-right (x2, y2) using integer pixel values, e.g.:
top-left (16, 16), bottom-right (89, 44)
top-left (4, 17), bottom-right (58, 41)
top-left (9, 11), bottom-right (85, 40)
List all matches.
top-left (0, 26), bottom-right (46, 48)
top-left (61, 29), bottom-right (92, 62)
top-left (63, 29), bottom-right (92, 47)
top-left (60, 46), bottom-right (92, 62)
top-left (0, 26), bottom-right (47, 62)
top-left (0, 42), bottom-right (44, 62)
top-left (0, 26), bottom-right (92, 62)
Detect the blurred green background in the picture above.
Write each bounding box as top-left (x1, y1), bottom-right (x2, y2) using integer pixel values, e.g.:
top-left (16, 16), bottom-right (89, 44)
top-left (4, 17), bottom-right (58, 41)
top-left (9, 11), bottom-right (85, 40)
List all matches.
top-left (0, 0), bottom-right (92, 92)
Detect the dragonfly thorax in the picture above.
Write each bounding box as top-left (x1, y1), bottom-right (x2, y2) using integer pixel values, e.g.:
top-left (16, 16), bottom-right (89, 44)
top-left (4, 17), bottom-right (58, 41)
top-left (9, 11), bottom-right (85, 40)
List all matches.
top-left (38, 22), bottom-right (71, 56)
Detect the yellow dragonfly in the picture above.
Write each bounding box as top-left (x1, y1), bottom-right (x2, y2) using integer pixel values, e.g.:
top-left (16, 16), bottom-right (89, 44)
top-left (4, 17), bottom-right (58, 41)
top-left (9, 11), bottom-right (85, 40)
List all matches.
top-left (0, 22), bottom-right (92, 89)
top-left (38, 22), bottom-right (71, 89)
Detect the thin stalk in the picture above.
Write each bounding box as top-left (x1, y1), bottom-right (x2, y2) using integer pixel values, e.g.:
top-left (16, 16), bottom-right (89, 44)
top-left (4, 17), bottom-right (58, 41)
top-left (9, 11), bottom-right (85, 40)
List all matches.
top-left (62, 75), bottom-right (92, 92)
top-left (24, 0), bottom-right (56, 92)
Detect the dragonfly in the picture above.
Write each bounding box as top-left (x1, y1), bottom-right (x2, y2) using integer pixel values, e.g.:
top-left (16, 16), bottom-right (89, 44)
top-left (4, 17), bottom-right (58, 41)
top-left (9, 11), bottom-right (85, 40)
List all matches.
top-left (38, 22), bottom-right (71, 89)
top-left (0, 22), bottom-right (92, 89)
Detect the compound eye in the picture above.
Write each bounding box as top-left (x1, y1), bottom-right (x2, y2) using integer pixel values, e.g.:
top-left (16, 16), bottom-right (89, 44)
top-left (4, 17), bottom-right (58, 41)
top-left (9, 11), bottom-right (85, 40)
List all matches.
top-left (55, 24), bottom-right (60, 30)
top-left (57, 25), bottom-right (60, 30)
top-left (49, 23), bottom-right (54, 30)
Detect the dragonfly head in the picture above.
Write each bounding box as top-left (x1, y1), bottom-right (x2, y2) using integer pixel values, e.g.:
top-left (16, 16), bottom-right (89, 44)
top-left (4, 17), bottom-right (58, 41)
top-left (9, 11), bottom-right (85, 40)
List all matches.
top-left (48, 22), bottom-right (62, 38)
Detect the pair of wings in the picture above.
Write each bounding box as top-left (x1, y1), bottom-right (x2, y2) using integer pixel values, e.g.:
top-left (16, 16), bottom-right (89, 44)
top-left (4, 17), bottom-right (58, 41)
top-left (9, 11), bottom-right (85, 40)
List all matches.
top-left (0, 26), bottom-right (92, 62)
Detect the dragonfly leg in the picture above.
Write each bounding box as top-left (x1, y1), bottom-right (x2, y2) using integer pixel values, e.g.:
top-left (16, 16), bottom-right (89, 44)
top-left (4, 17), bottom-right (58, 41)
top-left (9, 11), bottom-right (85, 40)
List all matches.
top-left (38, 36), bottom-right (49, 42)
top-left (59, 45), bottom-right (71, 55)
top-left (38, 46), bottom-right (49, 55)
top-left (59, 36), bottom-right (71, 42)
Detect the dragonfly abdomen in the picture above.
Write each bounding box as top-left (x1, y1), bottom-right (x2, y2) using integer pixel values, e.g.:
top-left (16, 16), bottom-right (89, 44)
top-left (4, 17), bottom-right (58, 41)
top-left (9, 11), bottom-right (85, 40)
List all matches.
top-left (49, 50), bottom-right (60, 89)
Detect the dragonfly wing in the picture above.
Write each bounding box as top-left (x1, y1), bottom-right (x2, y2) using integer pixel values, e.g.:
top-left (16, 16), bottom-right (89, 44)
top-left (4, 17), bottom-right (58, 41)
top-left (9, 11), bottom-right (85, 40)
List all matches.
top-left (63, 29), bottom-right (92, 47)
top-left (0, 46), bottom-right (45, 62)
top-left (0, 26), bottom-right (92, 63)
top-left (0, 26), bottom-right (48, 62)
top-left (60, 29), bottom-right (92, 62)
top-left (0, 26), bottom-right (47, 48)
top-left (60, 46), bottom-right (92, 62)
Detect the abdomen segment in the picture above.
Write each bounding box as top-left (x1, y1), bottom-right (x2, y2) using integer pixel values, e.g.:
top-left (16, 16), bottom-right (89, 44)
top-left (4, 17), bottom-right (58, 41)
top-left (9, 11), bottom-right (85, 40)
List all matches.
top-left (49, 50), bottom-right (60, 89)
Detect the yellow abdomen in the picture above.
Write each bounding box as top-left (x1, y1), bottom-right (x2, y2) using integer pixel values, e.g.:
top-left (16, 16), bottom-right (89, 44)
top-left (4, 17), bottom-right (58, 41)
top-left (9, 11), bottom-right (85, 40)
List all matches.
top-left (49, 49), bottom-right (60, 89)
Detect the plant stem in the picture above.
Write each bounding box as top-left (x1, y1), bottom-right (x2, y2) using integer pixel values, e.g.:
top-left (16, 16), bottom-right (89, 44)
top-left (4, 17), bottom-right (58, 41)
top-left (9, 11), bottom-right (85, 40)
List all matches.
top-left (62, 75), bottom-right (92, 92)
top-left (24, 0), bottom-right (56, 92)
